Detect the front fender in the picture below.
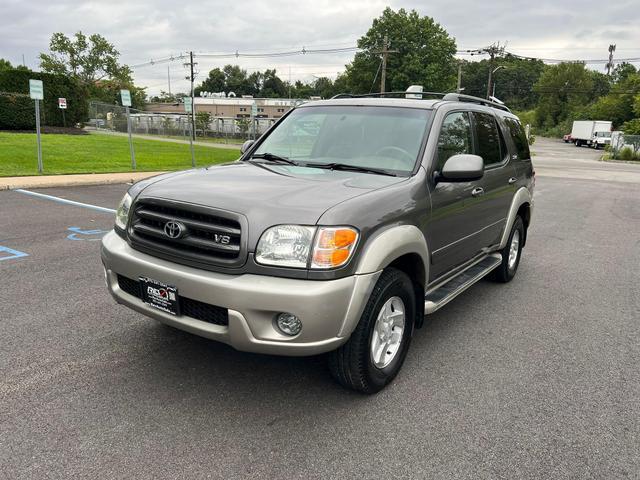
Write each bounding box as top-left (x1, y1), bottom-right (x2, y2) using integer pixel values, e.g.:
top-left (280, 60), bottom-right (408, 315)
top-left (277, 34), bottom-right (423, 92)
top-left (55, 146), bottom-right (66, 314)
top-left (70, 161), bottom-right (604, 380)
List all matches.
top-left (355, 225), bottom-right (429, 286)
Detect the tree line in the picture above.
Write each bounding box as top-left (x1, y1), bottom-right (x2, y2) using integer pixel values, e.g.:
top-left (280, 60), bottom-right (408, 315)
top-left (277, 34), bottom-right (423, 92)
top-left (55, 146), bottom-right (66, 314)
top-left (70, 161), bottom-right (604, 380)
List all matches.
top-left (2, 7), bottom-right (640, 135)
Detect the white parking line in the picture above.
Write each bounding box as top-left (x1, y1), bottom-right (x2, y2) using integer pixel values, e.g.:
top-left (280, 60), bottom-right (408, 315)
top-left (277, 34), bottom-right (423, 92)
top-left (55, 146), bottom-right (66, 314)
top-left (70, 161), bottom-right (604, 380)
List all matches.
top-left (14, 189), bottom-right (116, 214)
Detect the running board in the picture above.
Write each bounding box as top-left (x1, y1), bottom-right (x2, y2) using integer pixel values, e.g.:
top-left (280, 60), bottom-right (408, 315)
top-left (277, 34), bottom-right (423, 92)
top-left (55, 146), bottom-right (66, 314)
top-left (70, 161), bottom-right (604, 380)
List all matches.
top-left (424, 253), bottom-right (503, 314)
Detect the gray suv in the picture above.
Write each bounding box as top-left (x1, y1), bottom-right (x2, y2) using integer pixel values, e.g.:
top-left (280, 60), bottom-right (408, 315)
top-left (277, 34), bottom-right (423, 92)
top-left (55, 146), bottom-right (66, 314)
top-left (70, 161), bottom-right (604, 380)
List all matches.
top-left (101, 91), bottom-right (534, 393)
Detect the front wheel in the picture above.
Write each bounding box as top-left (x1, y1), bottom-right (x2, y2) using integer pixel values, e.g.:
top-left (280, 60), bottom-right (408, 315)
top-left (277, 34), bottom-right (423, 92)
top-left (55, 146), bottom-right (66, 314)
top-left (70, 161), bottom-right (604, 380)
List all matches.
top-left (489, 216), bottom-right (525, 283)
top-left (328, 268), bottom-right (415, 394)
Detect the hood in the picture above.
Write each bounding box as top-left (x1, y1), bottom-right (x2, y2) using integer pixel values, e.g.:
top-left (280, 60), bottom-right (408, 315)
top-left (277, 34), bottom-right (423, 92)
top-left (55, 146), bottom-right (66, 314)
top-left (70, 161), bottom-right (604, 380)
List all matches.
top-left (137, 161), bottom-right (406, 245)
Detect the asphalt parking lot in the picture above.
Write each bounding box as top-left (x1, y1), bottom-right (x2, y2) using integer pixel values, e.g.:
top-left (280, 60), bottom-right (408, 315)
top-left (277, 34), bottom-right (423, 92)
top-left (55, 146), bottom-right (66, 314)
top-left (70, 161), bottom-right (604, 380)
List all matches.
top-left (1, 139), bottom-right (639, 479)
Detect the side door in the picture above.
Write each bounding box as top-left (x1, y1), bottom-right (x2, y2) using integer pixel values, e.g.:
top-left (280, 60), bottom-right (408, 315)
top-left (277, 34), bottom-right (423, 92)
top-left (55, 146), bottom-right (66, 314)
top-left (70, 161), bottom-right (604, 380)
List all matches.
top-left (427, 110), bottom-right (488, 280)
top-left (470, 111), bottom-right (517, 248)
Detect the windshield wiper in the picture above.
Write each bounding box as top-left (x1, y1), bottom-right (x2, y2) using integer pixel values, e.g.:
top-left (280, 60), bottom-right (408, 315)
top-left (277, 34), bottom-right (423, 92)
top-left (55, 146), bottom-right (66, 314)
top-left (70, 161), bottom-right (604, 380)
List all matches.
top-left (305, 162), bottom-right (397, 177)
top-left (250, 152), bottom-right (299, 166)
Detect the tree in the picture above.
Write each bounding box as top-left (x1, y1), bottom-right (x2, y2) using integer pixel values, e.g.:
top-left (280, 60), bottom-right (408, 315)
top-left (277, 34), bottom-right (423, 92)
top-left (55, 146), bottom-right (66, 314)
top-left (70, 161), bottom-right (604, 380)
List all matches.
top-left (622, 119), bottom-right (640, 135)
top-left (149, 91), bottom-right (186, 103)
top-left (40, 32), bottom-right (132, 85)
top-left (195, 68), bottom-right (226, 96)
top-left (342, 8), bottom-right (457, 94)
top-left (0, 58), bottom-right (29, 73)
top-left (260, 69), bottom-right (287, 97)
top-left (457, 55), bottom-right (545, 110)
top-left (533, 63), bottom-right (595, 129)
top-left (585, 73), bottom-right (640, 128)
top-left (223, 65), bottom-right (252, 95)
top-left (195, 111), bottom-right (212, 135)
top-left (0, 58), bottom-right (13, 71)
top-left (612, 62), bottom-right (637, 84)
top-left (90, 79), bottom-right (146, 109)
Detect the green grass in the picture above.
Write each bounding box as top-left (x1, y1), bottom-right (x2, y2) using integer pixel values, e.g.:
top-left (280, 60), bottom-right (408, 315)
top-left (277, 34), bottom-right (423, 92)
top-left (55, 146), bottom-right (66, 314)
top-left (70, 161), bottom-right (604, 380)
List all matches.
top-left (0, 132), bottom-right (241, 176)
top-left (163, 134), bottom-right (245, 145)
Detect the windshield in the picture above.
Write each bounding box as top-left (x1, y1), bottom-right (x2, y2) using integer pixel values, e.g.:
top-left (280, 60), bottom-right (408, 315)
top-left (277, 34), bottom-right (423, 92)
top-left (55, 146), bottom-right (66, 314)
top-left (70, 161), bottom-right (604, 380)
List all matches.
top-left (251, 106), bottom-right (432, 175)
top-left (596, 131), bottom-right (611, 137)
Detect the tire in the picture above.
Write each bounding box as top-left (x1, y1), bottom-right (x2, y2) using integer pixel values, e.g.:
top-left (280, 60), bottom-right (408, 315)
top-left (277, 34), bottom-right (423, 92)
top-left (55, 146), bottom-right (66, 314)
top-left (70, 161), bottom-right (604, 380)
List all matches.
top-left (328, 268), bottom-right (416, 394)
top-left (489, 216), bottom-right (525, 283)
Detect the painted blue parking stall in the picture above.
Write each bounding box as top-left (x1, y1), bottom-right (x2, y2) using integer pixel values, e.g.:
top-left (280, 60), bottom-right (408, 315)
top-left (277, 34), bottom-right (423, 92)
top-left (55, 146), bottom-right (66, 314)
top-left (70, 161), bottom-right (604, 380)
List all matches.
top-left (67, 227), bottom-right (110, 241)
top-left (14, 189), bottom-right (116, 214)
top-left (0, 246), bottom-right (29, 262)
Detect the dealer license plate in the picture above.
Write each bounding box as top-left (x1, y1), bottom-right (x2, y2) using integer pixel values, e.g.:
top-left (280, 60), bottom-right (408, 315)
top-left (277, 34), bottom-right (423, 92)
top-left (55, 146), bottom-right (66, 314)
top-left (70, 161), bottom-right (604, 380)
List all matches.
top-left (139, 277), bottom-right (179, 316)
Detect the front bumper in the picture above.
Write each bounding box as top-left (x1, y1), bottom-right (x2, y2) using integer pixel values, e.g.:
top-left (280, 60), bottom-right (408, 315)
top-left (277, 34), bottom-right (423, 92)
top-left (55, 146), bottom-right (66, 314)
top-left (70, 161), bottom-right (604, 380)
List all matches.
top-left (101, 231), bottom-right (380, 356)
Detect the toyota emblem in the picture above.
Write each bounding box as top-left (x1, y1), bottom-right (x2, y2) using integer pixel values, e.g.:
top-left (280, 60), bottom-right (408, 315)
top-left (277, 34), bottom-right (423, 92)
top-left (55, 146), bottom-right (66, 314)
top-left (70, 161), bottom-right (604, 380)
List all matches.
top-left (164, 221), bottom-right (185, 239)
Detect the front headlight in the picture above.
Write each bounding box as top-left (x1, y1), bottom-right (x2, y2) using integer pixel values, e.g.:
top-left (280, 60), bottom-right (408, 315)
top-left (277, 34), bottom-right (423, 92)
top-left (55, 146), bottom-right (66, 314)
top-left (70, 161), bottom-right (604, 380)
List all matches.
top-left (255, 225), bottom-right (315, 268)
top-left (115, 193), bottom-right (132, 230)
top-left (255, 225), bottom-right (358, 269)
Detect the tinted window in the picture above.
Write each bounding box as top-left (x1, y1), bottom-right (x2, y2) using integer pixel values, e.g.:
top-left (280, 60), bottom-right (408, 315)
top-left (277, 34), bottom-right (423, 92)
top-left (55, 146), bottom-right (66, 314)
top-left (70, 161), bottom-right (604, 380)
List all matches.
top-left (504, 117), bottom-right (531, 160)
top-left (436, 112), bottom-right (472, 171)
top-left (473, 112), bottom-right (502, 166)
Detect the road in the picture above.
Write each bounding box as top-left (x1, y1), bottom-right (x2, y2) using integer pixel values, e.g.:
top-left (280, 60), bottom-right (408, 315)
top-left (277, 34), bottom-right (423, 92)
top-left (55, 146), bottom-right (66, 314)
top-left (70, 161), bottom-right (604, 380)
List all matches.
top-left (534, 136), bottom-right (640, 183)
top-left (1, 140), bottom-right (639, 479)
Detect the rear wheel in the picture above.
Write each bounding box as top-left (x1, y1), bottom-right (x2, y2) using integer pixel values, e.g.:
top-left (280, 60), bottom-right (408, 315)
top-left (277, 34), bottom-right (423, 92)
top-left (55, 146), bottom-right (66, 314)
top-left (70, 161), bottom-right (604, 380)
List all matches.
top-left (490, 216), bottom-right (525, 283)
top-left (328, 268), bottom-right (415, 394)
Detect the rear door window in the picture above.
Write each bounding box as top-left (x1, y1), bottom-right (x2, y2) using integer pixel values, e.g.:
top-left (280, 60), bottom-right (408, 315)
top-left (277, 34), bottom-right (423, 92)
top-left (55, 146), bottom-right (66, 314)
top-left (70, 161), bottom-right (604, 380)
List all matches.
top-left (472, 112), bottom-right (503, 167)
top-left (504, 117), bottom-right (531, 160)
top-left (436, 111), bottom-right (473, 171)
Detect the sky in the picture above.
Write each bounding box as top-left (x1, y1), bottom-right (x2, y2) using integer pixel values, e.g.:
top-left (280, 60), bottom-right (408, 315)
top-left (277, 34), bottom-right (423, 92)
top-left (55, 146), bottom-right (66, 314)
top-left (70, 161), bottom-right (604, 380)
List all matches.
top-left (1, 0), bottom-right (639, 96)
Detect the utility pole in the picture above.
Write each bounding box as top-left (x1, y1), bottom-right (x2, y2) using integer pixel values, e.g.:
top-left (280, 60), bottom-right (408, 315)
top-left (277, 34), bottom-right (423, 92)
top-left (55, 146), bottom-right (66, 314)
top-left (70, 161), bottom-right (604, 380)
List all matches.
top-left (184, 51), bottom-right (197, 141)
top-left (606, 44), bottom-right (616, 76)
top-left (167, 66), bottom-right (171, 95)
top-left (377, 35), bottom-right (398, 93)
top-left (484, 43), bottom-right (504, 99)
top-left (456, 61), bottom-right (463, 93)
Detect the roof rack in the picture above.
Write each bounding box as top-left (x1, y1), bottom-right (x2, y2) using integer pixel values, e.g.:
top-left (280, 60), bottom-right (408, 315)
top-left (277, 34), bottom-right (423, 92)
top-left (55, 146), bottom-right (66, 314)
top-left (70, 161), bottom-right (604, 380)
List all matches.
top-left (441, 93), bottom-right (511, 113)
top-left (330, 91), bottom-right (511, 113)
top-left (331, 91), bottom-right (446, 99)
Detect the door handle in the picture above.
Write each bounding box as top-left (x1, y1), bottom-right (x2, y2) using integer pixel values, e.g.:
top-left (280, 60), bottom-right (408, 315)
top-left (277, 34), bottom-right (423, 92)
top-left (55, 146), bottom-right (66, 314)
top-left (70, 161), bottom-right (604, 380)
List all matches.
top-left (508, 177), bottom-right (517, 184)
top-left (471, 187), bottom-right (485, 197)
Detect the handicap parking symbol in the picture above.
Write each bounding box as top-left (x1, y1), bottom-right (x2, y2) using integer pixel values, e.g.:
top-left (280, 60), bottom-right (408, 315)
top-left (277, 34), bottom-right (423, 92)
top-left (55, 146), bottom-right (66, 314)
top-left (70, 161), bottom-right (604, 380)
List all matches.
top-left (67, 227), bottom-right (110, 241)
top-left (0, 246), bottom-right (29, 262)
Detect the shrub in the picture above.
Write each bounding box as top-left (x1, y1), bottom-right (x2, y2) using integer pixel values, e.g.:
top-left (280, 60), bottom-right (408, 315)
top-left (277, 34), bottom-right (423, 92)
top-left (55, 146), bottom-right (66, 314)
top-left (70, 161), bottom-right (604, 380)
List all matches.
top-left (618, 147), bottom-right (635, 160)
top-left (0, 68), bottom-right (87, 129)
top-left (0, 92), bottom-right (34, 129)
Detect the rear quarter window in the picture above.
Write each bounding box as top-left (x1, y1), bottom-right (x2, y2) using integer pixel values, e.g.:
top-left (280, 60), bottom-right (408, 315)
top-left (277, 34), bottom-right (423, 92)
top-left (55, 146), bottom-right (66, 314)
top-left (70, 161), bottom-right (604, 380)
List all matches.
top-left (504, 117), bottom-right (531, 160)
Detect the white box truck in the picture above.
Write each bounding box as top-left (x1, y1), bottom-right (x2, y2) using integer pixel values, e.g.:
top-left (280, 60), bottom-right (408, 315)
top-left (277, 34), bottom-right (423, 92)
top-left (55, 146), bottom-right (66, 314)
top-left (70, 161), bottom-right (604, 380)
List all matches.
top-left (570, 120), bottom-right (612, 149)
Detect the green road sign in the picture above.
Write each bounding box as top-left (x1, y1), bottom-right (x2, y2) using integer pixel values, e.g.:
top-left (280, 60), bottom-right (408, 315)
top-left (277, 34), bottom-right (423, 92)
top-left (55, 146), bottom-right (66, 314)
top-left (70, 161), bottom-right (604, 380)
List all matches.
top-left (29, 79), bottom-right (44, 100)
top-left (120, 89), bottom-right (132, 107)
top-left (251, 102), bottom-right (258, 116)
top-left (183, 97), bottom-right (192, 113)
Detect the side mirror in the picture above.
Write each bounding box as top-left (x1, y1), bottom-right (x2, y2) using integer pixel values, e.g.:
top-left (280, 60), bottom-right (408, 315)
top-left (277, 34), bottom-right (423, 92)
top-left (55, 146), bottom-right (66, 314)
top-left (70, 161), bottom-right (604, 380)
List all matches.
top-left (240, 140), bottom-right (254, 154)
top-left (439, 154), bottom-right (484, 182)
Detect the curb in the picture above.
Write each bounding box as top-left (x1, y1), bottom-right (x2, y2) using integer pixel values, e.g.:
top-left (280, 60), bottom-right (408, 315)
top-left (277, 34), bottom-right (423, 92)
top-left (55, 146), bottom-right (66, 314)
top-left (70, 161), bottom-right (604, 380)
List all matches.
top-left (599, 158), bottom-right (640, 165)
top-left (0, 171), bottom-right (166, 191)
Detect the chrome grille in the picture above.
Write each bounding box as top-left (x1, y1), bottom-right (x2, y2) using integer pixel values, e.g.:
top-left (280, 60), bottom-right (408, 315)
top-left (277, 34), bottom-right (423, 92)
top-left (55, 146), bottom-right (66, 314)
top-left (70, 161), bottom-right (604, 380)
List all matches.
top-left (128, 199), bottom-right (245, 267)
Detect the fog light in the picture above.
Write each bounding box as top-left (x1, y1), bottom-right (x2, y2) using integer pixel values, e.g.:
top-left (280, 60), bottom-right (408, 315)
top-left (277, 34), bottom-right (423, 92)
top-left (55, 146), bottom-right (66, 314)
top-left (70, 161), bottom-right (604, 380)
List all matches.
top-left (276, 312), bottom-right (302, 336)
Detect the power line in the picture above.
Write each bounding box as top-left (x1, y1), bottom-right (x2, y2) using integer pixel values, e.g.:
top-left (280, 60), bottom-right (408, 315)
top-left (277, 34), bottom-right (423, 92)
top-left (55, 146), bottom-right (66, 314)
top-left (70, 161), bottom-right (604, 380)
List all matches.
top-left (130, 46), bottom-right (361, 69)
top-left (128, 44), bottom-right (640, 74)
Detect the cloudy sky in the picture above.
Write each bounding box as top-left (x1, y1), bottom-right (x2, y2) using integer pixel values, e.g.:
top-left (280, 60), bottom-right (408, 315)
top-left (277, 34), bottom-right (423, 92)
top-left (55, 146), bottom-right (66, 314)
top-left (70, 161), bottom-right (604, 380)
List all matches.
top-left (1, 0), bottom-right (639, 96)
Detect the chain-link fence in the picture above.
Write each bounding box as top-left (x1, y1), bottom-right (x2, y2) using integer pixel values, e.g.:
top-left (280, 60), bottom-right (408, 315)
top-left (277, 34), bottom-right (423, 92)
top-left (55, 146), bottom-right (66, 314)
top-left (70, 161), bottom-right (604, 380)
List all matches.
top-left (87, 101), bottom-right (279, 144)
top-left (610, 132), bottom-right (640, 161)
